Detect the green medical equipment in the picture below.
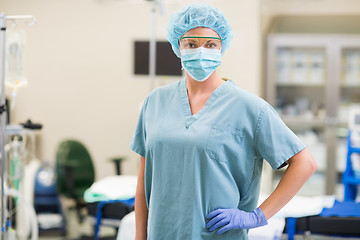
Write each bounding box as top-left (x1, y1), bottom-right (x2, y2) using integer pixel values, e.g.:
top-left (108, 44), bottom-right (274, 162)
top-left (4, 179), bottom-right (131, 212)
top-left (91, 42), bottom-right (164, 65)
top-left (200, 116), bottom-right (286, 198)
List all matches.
top-left (55, 139), bottom-right (95, 222)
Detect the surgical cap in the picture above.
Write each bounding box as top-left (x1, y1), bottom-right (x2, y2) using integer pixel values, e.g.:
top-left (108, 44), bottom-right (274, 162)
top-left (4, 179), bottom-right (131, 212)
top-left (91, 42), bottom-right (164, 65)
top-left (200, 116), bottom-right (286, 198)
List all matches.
top-left (167, 4), bottom-right (233, 58)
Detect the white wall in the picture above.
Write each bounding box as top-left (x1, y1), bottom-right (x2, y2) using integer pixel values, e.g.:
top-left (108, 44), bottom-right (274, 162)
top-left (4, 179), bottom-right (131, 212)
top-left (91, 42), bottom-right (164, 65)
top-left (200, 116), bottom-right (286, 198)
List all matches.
top-left (261, 0), bottom-right (360, 34)
top-left (262, 0), bottom-right (360, 15)
top-left (1, 0), bottom-right (262, 179)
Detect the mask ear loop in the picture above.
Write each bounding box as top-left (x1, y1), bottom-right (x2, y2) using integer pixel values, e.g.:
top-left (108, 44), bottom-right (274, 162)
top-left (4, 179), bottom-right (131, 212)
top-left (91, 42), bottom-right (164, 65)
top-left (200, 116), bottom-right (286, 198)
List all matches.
top-left (178, 38), bottom-right (184, 70)
top-left (219, 37), bottom-right (223, 55)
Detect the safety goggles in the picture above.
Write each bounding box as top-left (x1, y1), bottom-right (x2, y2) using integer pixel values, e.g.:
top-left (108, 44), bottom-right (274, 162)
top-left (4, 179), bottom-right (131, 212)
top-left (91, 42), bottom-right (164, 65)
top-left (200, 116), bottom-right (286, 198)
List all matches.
top-left (179, 36), bottom-right (222, 50)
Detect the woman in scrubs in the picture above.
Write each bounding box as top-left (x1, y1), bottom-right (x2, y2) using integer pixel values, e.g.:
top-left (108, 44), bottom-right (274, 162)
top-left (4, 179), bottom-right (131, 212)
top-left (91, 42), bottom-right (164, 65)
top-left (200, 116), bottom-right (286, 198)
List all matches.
top-left (131, 4), bottom-right (317, 240)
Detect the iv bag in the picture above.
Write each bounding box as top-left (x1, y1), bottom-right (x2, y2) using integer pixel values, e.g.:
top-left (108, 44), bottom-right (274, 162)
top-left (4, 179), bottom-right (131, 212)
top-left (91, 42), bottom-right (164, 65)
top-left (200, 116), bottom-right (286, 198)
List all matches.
top-left (5, 29), bottom-right (28, 88)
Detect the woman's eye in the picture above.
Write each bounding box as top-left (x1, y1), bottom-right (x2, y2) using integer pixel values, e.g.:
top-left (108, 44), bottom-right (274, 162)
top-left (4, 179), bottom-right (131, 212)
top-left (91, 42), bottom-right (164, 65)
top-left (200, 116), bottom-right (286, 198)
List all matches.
top-left (205, 43), bottom-right (217, 48)
top-left (186, 43), bottom-right (196, 48)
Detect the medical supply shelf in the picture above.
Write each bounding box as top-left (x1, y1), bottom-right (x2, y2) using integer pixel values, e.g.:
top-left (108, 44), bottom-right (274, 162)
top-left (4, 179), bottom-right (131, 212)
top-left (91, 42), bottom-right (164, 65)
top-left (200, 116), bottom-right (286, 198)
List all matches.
top-left (279, 117), bottom-right (326, 129)
top-left (266, 34), bottom-right (360, 195)
top-left (343, 131), bottom-right (360, 201)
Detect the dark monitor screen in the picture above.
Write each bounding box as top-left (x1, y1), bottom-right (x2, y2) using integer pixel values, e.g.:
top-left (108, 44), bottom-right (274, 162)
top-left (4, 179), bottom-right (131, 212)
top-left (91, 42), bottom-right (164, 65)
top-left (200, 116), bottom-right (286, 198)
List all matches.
top-left (134, 41), bottom-right (182, 76)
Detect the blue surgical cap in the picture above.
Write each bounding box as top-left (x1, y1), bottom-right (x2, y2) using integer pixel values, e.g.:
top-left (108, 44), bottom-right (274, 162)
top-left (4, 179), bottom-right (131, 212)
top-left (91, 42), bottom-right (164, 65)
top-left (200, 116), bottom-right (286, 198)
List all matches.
top-left (167, 4), bottom-right (233, 58)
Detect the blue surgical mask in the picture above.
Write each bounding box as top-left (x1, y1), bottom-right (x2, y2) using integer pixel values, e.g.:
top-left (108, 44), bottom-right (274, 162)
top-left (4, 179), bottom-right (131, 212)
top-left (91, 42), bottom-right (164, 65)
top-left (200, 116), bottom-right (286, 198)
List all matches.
top-left (180, 47), bottom-right (222, 82)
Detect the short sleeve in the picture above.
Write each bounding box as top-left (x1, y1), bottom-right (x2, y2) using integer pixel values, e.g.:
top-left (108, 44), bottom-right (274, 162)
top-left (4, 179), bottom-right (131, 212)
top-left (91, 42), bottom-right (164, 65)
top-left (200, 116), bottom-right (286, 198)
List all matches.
top-left (255, 103), bottom-right (305, 170)
top-left (130, 97), bottom-right (149, 157)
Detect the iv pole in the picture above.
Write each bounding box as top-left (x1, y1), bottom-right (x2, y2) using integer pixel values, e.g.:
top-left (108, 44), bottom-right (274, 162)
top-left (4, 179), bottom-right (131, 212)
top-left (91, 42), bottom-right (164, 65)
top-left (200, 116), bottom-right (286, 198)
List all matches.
top-left (0, 13), bottom-right (7, 240)
top-left (148, 0), bottom-right (164, 91)
top-left (0, 13), bottom-right (35, 240)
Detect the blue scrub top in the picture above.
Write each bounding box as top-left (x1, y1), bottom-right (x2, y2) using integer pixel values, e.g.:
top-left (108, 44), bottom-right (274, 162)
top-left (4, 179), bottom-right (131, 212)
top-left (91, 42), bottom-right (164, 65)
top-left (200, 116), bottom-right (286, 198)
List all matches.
top-left (130, 79), bottom-right (305, 240)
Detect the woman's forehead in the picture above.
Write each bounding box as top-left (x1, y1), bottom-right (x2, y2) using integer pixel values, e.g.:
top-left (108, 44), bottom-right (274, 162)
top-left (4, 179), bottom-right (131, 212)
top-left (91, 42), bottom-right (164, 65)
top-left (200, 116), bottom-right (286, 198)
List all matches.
top-left (182, 27), bottom-right (219, 38)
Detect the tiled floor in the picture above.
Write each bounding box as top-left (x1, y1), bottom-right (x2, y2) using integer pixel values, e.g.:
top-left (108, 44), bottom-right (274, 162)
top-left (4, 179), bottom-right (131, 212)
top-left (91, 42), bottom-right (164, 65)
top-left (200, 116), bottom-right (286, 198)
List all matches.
top-left (38, 210), bottom-right (118, 240)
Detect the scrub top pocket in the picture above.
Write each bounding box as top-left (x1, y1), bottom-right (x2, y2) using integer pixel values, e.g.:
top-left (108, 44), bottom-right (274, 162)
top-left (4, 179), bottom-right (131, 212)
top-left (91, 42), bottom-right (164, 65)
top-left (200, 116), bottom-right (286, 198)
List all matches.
top-left (206, 124), bottom-right (244, 164)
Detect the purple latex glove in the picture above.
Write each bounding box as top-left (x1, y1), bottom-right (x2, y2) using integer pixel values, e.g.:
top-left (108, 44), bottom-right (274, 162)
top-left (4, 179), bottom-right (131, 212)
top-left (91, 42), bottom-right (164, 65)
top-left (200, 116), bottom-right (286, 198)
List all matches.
top-left (206, 207), bottom-right (268, 234)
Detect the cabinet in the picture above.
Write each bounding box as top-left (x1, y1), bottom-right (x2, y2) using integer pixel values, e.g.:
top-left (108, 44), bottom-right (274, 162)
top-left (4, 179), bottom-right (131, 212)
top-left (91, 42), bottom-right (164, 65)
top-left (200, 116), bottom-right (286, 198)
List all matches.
top-left (266, 34), bottom-right (360, 195)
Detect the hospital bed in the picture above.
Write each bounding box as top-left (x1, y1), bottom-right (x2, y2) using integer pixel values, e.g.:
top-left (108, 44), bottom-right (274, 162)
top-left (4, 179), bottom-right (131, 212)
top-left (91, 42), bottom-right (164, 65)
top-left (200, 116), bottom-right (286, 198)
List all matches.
top-left (285, 214), bottom-right (360, 239)
top-left (84, 175), bottom-right (137, 240)
top-left (87, 198), bottom-right (134, 240)
top-left (282, 198), bottom-right (360, 239)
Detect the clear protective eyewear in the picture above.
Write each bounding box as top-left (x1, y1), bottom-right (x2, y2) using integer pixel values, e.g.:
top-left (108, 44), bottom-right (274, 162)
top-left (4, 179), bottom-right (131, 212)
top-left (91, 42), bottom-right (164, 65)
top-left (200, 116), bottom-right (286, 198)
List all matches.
top-left (179, 36), bottom-right (222, 50)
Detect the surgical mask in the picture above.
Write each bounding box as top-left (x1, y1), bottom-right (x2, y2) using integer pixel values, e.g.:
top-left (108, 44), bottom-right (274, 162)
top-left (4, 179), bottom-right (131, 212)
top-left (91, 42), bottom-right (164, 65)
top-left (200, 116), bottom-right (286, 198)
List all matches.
top-left (180, 47), bottom-right (222, 82)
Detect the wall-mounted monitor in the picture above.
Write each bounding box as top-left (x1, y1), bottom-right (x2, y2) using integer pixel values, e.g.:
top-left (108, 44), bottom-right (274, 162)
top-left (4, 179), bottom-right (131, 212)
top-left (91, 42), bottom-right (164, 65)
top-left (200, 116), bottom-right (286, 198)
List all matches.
top-left (134, 41), bottom-right (182, 76)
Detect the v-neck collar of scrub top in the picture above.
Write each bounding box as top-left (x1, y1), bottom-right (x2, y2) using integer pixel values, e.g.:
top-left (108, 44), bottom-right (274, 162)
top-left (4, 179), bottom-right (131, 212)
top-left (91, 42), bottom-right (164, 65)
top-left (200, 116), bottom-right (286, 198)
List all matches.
top-left (180, 78), bottom-right (231, 129)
